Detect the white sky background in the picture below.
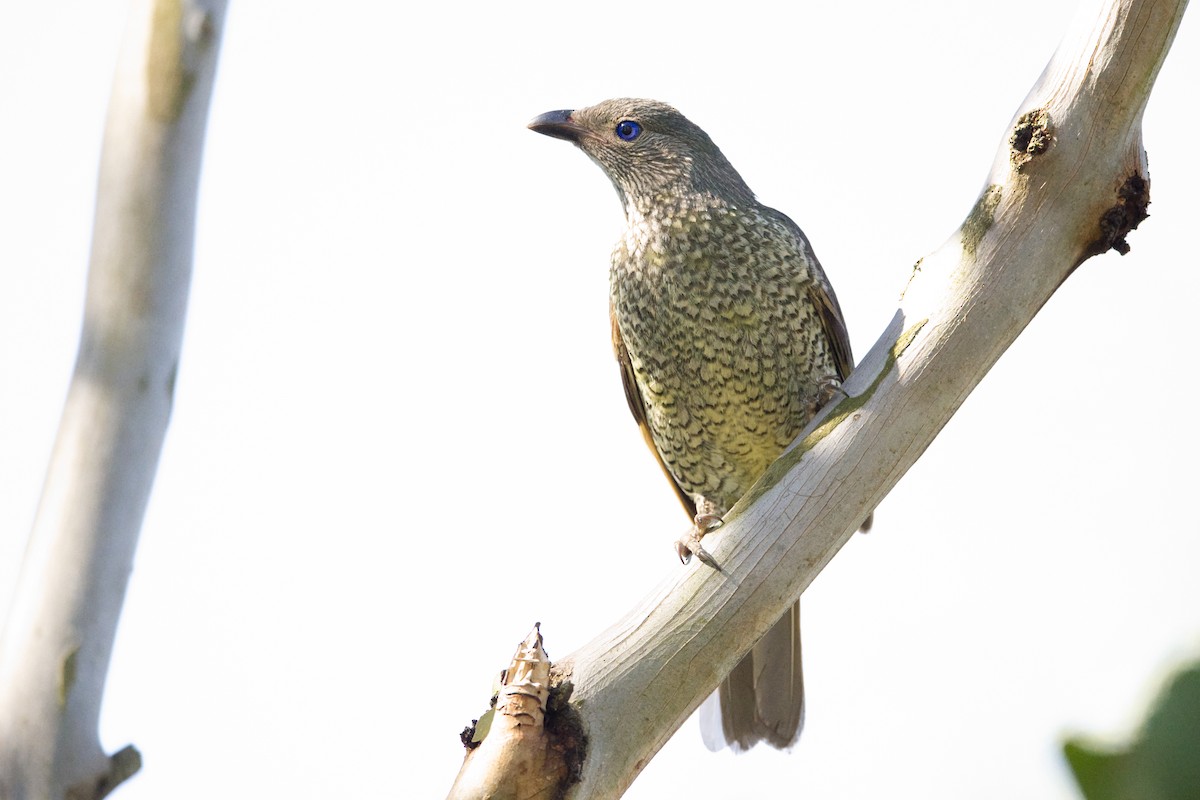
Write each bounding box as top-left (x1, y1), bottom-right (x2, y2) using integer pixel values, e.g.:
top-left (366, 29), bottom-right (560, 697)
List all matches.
top-left (1, 1), bottom-right (1198, 798)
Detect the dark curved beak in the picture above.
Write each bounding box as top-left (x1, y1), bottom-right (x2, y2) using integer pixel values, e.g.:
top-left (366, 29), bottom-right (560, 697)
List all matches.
top-left (527, 109), bottom-right (583, 143)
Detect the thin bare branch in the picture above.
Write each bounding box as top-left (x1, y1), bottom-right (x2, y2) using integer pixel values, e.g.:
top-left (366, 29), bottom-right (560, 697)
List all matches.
top-left (0, 2), bottom-right (227, 797)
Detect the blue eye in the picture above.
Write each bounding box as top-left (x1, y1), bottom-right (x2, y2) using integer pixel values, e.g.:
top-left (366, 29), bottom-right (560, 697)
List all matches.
top-left (615, 120), bottom-right (642, 141)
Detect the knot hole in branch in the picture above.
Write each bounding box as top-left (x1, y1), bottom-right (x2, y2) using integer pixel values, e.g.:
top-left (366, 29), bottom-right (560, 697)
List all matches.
top-left (1009, 109), bottom-right (1053, 170)
top-left (1089, 174), bottom-right (1151, 257)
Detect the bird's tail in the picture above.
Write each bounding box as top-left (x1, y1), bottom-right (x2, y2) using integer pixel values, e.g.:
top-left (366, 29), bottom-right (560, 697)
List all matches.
top-left (700, 600), bottom-right (804, 752)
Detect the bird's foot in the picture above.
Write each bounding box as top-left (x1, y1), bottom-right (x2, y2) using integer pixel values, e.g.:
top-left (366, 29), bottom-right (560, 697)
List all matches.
top-left (675, 513), bottom-right (723, 568)
top-left (816, 374), bottom-right (846, 407)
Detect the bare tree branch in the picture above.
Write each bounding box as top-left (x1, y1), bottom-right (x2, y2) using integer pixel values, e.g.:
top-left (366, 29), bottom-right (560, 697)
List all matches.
top-left (0, 2), bottom-right (227, 798)
top-left (447, 0), bottom-right (1188, 797)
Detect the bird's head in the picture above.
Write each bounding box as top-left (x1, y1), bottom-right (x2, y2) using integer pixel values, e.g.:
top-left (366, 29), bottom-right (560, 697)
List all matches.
top-left (528, 98), bottom-right (754, 215)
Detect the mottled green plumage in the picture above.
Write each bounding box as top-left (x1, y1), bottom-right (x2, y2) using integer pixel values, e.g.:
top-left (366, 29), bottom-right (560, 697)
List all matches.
top-left (612, 196), bottom-right (847, 518)
top-left (530, 98), bottom-right (855, 752)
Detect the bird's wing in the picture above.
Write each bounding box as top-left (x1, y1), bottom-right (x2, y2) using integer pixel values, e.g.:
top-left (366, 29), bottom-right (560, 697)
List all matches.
top-left (794, 233), bottom-right (876, 532)
top-left (808, 275), bottom-right (855, 382)
top-left (611, 307), bottom-right (697, 519)
top-left (767, 208), bottom-right (856, 382)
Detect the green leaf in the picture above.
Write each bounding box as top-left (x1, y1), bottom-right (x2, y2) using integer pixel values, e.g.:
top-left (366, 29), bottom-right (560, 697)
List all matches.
top-left (472, 708), bottom-right (495, 744)
top-left (1064, 658), bottom-right (1200, 800)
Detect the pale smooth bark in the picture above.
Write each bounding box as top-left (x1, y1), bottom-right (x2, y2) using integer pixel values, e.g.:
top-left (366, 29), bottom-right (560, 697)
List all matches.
top-left (447, 0), bottom-right (1188, 797)
top-left (0, 2), bottom-right (226, 798)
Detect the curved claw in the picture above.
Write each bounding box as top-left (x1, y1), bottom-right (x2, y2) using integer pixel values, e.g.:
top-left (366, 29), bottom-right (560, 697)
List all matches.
top-left (816, 374), bottom-right (846, 407)
top-left (675, 539), bottom-right (697, 564)
top-left (674, 514), bottom-right (724, 568)
top-left (675, 536), bottom-right (719, 568)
